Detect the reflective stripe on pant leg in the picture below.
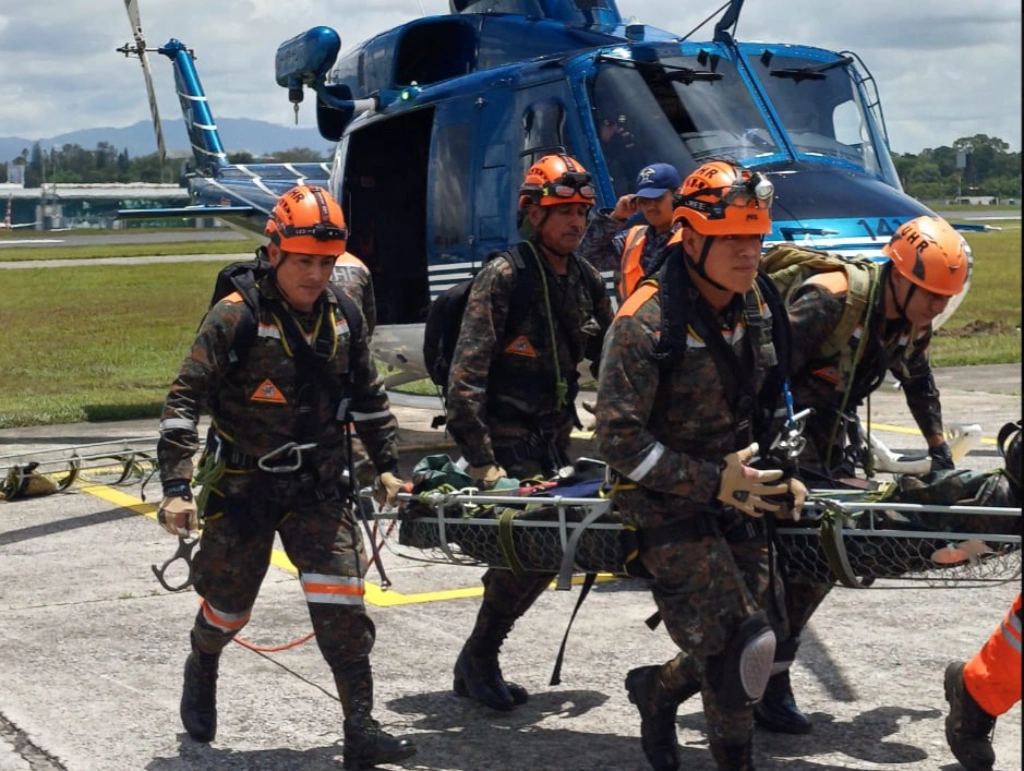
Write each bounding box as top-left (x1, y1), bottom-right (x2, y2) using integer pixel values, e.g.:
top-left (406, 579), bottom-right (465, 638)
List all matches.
top-left (278, 495), bottom-right (375, 668)
top-left (300, 572), bottom-right (365, 606)
top-left (964, 592), bottom-right (1023, 717)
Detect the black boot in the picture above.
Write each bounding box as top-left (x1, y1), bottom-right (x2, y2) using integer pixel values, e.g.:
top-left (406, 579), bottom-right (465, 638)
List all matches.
top-left (337, 659), bottom-right (416, 771)
top-left (453, 611), bottom-right (528, 711)
top-left (709, 740), bottom-right (756, 771)
top-left (180, 633), bottom-right (220, 743)
top-left (624, 665), bottom-right (699, 771)
top-left (944, 662), bottom-right (996, 771)
top-left (754, 670), bottom-right (812, 734)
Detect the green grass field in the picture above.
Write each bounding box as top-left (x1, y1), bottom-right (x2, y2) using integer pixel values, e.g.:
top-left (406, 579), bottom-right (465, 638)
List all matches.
top-left (0, 223), bottom-right (1019, 428)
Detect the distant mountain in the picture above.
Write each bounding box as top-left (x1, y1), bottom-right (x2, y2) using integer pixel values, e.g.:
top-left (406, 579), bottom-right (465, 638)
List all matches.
top-left (0, 119), bottom-right (333, 162)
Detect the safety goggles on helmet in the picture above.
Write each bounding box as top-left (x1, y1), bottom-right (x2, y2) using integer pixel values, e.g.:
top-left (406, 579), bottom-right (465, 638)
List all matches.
top-left (540, 171), bottom-right (597, 202)
top-left (677, 172), bottom-right (774, 216)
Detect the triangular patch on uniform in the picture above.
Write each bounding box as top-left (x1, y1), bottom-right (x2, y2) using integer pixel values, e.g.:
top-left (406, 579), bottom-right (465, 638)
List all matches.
top-left (251, 379), bottom-right (287, 404)
top-left (504, 335), bottom-right (537, 357)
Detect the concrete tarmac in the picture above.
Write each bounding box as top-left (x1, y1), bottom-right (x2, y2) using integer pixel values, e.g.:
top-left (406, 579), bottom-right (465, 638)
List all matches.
top-left (0, 365), bottom-right (1020, 771)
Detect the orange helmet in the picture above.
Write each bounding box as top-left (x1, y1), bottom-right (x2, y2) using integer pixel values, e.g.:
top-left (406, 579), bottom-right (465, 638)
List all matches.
top-left (882, 216), bottom-right (969, 296)
top-left (672, 160), bottom-right (773, 237)
top-left (518, 154), bottom-right (597, 210)
top-left (265, 184), bottom-right (348, 256)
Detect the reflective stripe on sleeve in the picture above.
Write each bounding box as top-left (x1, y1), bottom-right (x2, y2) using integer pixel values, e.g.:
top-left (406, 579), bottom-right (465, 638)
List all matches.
top-left (201, 601), bottom-right (251, 633)
top-left (300, 572), bottom-right (365, 606)
top-left (350, 410), bottom-right (391, 422)
top-left (160, 418), bottom-right (196, 433)
top-left (628, 442), bottom-right (666, 482)
top-left (1002, 611), bottom-right (1023, 654)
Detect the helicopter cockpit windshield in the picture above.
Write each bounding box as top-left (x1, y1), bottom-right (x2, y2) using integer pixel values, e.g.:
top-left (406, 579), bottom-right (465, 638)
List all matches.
top-left (745, 49), bottom-right (897, 184)
top-left (589, 48), bottom-right (898, 198)
top-left (590, 52), bottom-right (779, 196)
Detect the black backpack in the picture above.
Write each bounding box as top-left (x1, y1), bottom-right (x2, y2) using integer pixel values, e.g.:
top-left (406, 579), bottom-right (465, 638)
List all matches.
top-left (207, 250), bottom-right (362, 367)
top-left (422, 243), bottom-right (532, 393)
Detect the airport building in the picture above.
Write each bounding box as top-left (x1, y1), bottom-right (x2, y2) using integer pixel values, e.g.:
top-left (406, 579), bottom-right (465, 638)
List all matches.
top-left (1, 180), bottom-right (195, 230)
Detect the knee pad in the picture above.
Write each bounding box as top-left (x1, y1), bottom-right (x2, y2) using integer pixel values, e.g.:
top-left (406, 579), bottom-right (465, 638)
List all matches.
top-left (706, 610), bottom-right (776, 710)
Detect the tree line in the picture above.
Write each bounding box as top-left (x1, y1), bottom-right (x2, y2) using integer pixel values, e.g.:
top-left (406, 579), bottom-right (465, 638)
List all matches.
top-left (1, 134), bottom-right (1019, 202)
top-left (0, 143), bottom-right (329, 187)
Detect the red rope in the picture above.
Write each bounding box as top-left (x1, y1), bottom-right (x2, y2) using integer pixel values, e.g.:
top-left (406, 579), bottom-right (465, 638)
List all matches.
top-left (230, 519), bottom-right (397, 653)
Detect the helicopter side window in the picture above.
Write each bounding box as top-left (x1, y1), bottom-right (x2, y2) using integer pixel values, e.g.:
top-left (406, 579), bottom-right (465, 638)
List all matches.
top-left (395, 20), bottom-right (477, 86)
top-left (432, 123), bottom-right (472, 250)
top-left (521, 98), bottom-right (569, 174)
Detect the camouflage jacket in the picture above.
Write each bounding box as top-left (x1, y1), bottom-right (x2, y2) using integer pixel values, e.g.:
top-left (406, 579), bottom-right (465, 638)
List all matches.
top-left (157, 278), bottom-right (398, 485)
top-left (331, 252), bottom-right (376, 339)
top-left (446, 241), bottom-right (614, 468)
top-left (787, 277), bottom-right (942, 439)
top-left (595, 273), bottom-right (782, 526)
top-left (578, 211), bottom-right (675, 278)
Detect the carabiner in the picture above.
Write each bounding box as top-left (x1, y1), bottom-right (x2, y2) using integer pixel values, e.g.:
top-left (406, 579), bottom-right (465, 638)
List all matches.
top-left (257, 442), bottom-right (318, 473)
top-left (151, 535), bottom-right (199, 592)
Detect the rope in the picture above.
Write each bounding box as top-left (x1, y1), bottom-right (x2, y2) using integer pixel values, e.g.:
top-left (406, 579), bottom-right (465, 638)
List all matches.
top-left (523, 241), bottom-right (569, 410)
top-left (826, 268), bottom-right (880, 472)
top-left (229, 513), bottom-right (397, 653)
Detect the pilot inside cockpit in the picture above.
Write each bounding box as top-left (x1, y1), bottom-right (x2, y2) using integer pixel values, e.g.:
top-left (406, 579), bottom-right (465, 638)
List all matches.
top-left (597, 110), bottom-right (646, 197)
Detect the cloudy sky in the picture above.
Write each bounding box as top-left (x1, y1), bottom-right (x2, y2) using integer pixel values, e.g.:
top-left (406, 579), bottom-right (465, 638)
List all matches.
top-left (0, 0), bottom-right (1019, 155)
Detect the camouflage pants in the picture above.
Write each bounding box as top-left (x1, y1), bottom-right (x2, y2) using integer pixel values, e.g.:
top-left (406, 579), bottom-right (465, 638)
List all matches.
top-left (640, 530), bottom-right (788, 746)
top-left (471, 446), bottom-right (562, 645)
top-left (191, 472), bottom-right (375, 674)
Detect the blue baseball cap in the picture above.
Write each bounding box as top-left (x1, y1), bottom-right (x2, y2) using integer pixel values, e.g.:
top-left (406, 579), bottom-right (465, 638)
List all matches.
top-left (634, 163), bottom-right (682, 199)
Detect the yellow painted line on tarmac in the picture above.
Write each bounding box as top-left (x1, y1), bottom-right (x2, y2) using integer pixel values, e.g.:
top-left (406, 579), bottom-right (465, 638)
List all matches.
top-left (866, 421), bottom-right (997, 445)
top-left (81, 483), bottom-right (614, 606)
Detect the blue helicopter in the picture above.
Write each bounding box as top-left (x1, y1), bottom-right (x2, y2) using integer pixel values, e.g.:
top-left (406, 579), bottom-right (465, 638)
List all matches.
top-left (119, 0), bottom-right (969, 386)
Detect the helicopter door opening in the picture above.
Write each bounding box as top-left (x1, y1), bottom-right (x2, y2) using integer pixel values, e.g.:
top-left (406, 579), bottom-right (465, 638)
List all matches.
top-left (342, 109), bottom-right (434, 326)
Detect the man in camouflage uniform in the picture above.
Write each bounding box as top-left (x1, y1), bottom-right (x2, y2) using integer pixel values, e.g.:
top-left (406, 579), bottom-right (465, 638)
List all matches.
top-left (759, 215), bottom-right (972, 735)
top-left (155, 185), bottom-right (415, 771)
top-left (595, 160), bottom-right (806, 771)
top-left (331, 250), bottom-right (378, 489)
top-left (445, 154), bottom-right (613, 711)
top-left (332, 251), bottom-right (377, 340)
top-left (578, 162), bottom-right (681, 301)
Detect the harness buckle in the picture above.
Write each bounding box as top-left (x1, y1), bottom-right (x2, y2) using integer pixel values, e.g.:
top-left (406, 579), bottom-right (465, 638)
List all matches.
top-left (257, 442), bottom-right (318, 473)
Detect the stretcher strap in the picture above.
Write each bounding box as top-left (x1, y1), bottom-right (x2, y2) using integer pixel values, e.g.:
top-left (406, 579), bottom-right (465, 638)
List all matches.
top-left (556, 501), bottom-right (610, 590)
top-left (818, 503), bottom-right (871, 589)
top-left (498, 508), bottom-right (527, 579)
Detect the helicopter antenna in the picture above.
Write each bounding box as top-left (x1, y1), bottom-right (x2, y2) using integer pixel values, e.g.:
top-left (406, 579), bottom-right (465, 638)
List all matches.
top-left (118, 0), bottom-right (167, 169)
top-left (418, 0), bottom-right (427, 16)
top-left (678, 0), bottom-right (732, 43)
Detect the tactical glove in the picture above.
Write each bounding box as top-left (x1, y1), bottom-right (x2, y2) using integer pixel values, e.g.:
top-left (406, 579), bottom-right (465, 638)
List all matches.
top-left (157, 494), bottom-right (198, 537)
top-left (374, 471), bottom-right (404, 510)
top-left (767, 478), bottom-right (808, 522)
top-left (716, 443), bottom-right (788, 518)
top-left (469, 463), bottom-right (508, 491)
top-left (929, 441), bottom-right (955, 471)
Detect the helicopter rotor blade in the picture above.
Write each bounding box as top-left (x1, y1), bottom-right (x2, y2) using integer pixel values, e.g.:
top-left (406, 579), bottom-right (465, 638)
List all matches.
top-left (123, 0), bottom-right (166, 166)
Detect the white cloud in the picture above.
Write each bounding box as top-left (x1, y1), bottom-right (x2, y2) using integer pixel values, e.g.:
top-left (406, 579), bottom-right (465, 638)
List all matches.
top-left (0, 0), bottom-right (1018, 154)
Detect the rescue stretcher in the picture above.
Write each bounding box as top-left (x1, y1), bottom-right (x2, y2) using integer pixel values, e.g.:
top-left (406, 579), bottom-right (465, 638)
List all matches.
top-left (378, 471), bottom-right (1022, 591)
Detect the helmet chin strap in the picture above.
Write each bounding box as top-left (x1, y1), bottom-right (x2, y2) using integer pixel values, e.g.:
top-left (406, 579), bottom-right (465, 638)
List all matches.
top-left (683, 235), bottom-right (731, 292)
top-left (887, 265), bottom-right (916, 320)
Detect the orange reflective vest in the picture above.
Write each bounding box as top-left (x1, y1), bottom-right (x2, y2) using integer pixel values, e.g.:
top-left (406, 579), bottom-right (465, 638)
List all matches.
top-left (617, 225), bottom-right (648, 301)
top-left (964, 592), bottom-right (1022, 716)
